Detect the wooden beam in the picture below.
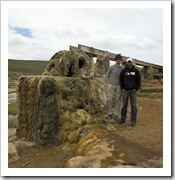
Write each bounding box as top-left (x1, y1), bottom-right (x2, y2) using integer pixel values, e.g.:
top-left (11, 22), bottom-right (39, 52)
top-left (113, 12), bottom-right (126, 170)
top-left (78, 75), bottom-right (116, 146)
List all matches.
top-left (78, 44), bottom-right (163, 70)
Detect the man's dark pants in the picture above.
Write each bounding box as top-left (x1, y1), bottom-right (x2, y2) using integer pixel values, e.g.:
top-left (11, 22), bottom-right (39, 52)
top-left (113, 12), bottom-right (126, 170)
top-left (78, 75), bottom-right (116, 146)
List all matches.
top-left (121, 89), bottom-right (137, 123)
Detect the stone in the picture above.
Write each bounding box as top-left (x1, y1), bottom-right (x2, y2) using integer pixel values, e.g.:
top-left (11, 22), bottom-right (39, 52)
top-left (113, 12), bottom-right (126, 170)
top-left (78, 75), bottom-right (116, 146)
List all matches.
top-left (16, 47), bottom-right (109, 147)
top-left (16, 76), bottom-right (107, 147)
top-left (8, 142), bottom-right (19, 163)
top-left (43, 48), bottom-right (95, 77)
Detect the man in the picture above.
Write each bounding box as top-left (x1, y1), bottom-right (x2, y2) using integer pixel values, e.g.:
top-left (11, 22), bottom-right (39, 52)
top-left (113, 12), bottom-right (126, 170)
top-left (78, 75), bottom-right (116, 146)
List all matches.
top-left (118, 57), bottom-right (141, 126)
top-left (105, 54), bottom-right (124, 121)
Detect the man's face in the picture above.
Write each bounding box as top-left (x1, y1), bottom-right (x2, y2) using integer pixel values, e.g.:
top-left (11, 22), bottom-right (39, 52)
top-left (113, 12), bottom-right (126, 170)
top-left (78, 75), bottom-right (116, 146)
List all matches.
top-left (116, 59), bottom-right (122, 64)
top-left (126, 61), bottom-right (133, 67)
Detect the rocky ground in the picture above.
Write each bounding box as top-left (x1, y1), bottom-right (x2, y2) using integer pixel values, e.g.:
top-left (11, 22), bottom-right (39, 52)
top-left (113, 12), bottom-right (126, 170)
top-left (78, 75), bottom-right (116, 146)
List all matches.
top-left (8, 79), bottom-right (163, 168)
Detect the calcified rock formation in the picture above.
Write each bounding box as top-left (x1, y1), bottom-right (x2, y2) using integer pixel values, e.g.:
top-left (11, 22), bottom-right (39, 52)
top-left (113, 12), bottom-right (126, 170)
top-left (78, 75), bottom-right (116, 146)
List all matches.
top-left (43, 47), bottom-right (109, 78)
top-left (16, 48), bottom-right (109, 147)
top-left (43, 48), bottom-right (95, 77)
top-left (96, 55), bottom-right (110, 78)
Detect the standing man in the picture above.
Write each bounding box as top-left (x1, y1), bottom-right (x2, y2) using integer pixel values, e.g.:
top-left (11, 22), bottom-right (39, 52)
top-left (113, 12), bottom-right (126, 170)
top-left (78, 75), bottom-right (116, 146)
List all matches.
top-left (105, 54), bottom-right (124, 121)
top-left (118, 57), bottom-right (141, 126)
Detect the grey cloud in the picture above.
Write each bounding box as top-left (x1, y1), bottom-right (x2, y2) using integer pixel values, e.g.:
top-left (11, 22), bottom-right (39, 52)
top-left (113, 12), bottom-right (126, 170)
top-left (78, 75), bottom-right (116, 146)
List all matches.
top-left (7, 7), bottom-right (163, 65)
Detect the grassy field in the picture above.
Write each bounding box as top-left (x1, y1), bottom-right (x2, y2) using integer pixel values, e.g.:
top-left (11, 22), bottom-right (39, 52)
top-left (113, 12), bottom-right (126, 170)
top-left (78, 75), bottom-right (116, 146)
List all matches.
top-left (8, 59), bottom-right (48, 82)
top-left (8, 59), bottom-right (49, 114)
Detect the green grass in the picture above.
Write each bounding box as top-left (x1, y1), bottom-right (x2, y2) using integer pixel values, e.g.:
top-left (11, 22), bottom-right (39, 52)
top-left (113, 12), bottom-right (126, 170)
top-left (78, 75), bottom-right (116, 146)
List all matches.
top-left (8, 59), bottom-right (49, 82)
top-left (8, 102), bottom-right (17, 115)
top-left (8, 59), bottom-right (48, 74)
top-left (8, 60), bottom-right (49, 115)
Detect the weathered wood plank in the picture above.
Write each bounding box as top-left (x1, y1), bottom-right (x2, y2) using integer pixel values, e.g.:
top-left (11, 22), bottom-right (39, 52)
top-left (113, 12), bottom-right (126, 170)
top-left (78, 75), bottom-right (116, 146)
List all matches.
top-left (77, 44), bottom-right (163, 70)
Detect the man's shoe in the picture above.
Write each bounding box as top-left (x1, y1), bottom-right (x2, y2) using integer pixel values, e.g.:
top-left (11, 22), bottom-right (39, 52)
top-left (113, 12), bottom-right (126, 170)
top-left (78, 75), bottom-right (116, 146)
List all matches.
top-left (131, 122), bottom-right (136, 126)
top-left (104, 114), bottom-right (116, 123)
top-left (118, 120), bottom-right (125, 124)
top-left (114, 116), bottom-right (120, 121)
top-left (105, 114), bottom-right (113, 119)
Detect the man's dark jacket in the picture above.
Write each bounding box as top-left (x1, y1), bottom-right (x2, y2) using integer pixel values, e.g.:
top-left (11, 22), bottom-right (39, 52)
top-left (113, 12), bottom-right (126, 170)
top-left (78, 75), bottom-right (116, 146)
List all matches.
top-left (120, 66), bottom-right (141, 91)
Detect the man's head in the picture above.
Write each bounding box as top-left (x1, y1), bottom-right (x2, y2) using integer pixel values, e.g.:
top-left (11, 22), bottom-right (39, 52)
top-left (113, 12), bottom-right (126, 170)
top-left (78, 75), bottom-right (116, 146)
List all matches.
top-left (115, 54), bottom-right (122, 61)
top-left (115, 54), bottom-right (122, 66)
top-left (126, 58), bottom-right (133, 68)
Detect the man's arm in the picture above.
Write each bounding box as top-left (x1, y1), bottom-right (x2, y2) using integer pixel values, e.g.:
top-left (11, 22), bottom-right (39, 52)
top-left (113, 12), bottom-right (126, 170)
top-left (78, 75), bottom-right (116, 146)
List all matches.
top-left (136, 69), bottom-right (141, 90)
top-left (120, 70), bottom-right (124, 90)
top-left (106, 67), bottom-right (111, 83)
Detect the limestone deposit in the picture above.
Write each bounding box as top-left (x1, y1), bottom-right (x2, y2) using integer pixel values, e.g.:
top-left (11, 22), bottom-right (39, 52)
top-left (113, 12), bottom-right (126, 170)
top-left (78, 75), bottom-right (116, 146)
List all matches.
top-left (16, 47), bottom-right (109, 147)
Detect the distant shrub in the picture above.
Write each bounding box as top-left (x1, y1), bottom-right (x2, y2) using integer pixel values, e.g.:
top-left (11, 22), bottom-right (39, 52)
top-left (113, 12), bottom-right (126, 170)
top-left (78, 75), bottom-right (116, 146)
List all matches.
top-left (8, 102), bottom-right (17, 115)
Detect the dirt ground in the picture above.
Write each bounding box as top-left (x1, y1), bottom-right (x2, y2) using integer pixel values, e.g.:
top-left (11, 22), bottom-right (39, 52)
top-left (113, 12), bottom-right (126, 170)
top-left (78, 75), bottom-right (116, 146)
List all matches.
top-left (8, 79), bottom-right (163, 168)
top-left (101, 96), bottom-right (163, 168)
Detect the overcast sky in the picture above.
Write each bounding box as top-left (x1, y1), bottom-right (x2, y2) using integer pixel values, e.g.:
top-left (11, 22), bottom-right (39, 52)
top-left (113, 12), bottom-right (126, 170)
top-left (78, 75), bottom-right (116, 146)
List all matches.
top-left (8, 2), bottom-right (163, 65)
